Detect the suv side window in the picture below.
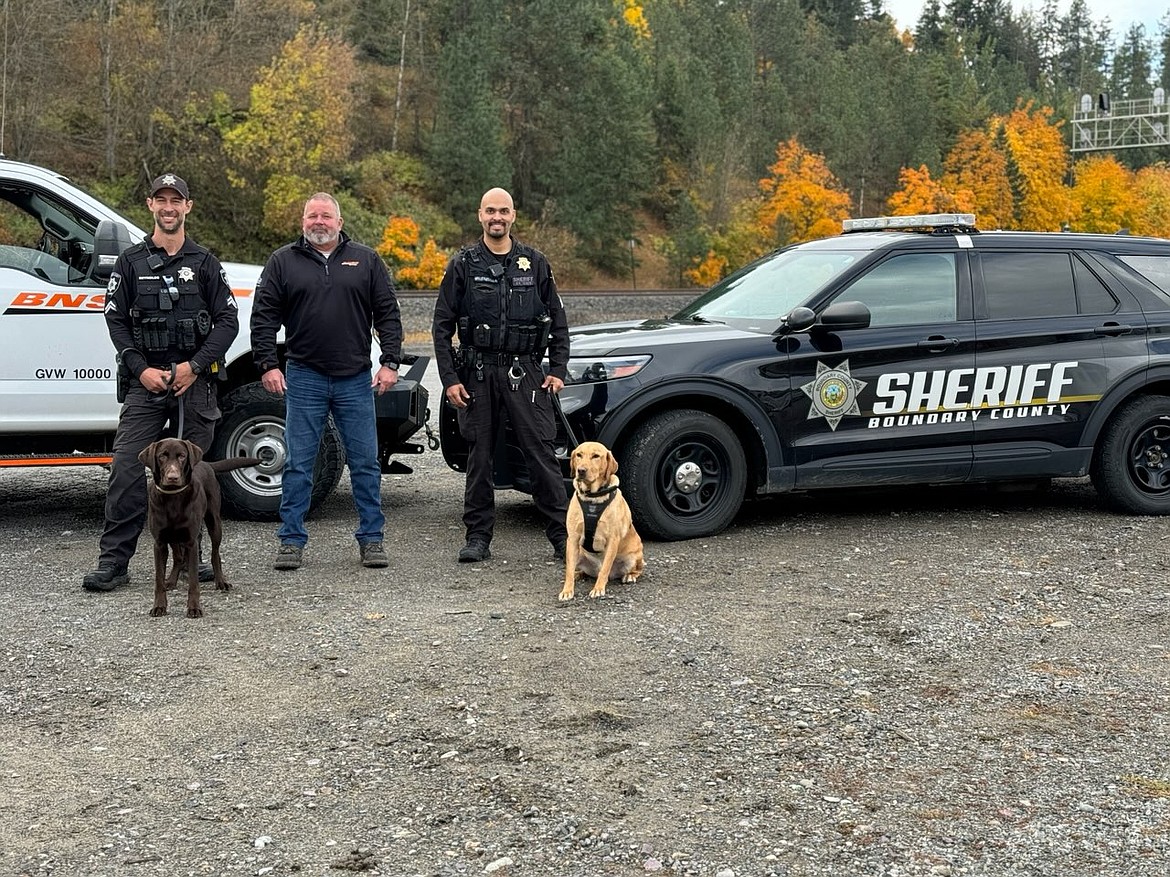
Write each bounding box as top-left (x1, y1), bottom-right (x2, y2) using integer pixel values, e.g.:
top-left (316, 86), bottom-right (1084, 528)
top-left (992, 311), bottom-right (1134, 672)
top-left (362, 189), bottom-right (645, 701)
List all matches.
top-left (1118, 255), bottom-right (1170, 295)
top-left (0, 185), bottom-right (98, 285)
top-left (835, 252), bottom-right (957, 327)
top-left (979, 252), bottom-right (1117, 319)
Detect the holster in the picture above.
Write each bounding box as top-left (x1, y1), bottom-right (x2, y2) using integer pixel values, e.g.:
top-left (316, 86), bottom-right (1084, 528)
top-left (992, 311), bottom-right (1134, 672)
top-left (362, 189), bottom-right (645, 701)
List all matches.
top-left (115, 353), bottom-right (131, 403)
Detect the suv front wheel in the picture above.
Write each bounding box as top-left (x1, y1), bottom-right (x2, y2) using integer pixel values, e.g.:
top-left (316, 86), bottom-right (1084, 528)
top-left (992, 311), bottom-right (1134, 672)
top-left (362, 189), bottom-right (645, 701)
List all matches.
top-left (622, 409), bottom-right (747, 541)
top-left (1092, 394), bottom-right (1170, 514)
top-left (210, 382), bottom-right (344, 521)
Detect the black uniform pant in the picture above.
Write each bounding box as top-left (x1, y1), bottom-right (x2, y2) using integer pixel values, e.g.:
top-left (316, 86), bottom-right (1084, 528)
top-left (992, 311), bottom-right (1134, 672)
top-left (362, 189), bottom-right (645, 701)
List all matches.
top-left (97, 380), bottom-right (220, 568)
top-left (457, 360), bottom-right (567, 548)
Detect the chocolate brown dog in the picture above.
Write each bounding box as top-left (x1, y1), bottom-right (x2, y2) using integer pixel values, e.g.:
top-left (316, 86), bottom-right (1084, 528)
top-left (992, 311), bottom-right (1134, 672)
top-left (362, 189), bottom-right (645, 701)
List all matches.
top-left (138, 438), bottom-right (260, 618)
top-left (559, 441), bottom-right (645, 601)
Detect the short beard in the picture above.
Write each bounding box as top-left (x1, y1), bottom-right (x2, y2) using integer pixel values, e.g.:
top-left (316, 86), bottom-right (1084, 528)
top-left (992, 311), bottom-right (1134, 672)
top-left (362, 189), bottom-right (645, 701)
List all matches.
top-left (305, 229), bottom-right (338, 247)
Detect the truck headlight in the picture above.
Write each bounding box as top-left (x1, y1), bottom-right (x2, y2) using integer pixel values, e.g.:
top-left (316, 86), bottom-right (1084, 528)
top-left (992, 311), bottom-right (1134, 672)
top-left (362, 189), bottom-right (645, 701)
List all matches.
top-left (565, 355), bottom-right (651, 384)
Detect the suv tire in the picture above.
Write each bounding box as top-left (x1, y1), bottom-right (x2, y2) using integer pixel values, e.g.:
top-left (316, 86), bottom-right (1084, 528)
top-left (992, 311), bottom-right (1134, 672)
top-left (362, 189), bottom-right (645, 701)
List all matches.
top-left (210, 382), bottom-right (344, 521)
top-left (1091, 394), bottom-right (1170, 514)
top-left (623, 409), bottom-right (747, 541)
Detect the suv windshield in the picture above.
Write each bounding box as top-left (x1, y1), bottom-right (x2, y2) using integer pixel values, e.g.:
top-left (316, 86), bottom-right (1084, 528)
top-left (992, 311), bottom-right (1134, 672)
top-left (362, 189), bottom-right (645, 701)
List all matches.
top-left (675, 247), bottom-right (864, 326)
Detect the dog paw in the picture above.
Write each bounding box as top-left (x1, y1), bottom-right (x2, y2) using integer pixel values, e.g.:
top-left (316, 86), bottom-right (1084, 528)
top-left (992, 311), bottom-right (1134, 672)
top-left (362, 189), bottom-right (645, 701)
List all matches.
top-left (622, 574), bottom-right (639, 584)
top-left (186, 607), bottom-right (204, 619)
top-left (587, 586), bottom-right (607, 599)
top-left (148, 607), bottom-right (167, 617)
top-left (558, 588), bottom-right (575, 602)
top-left (216, 581), bottom-right (231, 592)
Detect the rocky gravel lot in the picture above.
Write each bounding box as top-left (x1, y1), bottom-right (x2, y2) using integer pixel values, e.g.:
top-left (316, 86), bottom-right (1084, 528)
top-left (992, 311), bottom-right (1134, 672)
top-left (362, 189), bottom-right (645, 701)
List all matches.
top-left (2, 294), bottom-right (1169, 877)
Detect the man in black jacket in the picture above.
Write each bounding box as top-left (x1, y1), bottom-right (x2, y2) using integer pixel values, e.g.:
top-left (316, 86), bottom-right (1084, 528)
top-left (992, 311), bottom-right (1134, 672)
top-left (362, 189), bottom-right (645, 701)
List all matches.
top-left (250, 193), bottom-right (403, 571)
top-left (83, 173), bottom-right (239, 592)
top-left (432, 187), bottom-right (569, 563)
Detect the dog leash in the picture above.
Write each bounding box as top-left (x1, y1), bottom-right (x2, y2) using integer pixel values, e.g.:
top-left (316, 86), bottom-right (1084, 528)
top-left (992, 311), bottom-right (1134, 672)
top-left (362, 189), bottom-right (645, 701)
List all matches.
top-left (168, 361), bottom-right (186, 440)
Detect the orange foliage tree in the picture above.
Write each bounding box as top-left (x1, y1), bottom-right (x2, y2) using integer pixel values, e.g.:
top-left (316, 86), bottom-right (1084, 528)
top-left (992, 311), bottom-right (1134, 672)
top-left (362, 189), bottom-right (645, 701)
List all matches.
top-left (941, 129), bottom-right (1014, 229)
top-left (995, 103), bottom-right (1076, 231)
top-left (756, 138), bottom-right (852, 246)
top-left (1133, 164), bottom-right (1170, 238)
top-left (886, 165), bottom-right (975, 215)
top-left (376, 215), bottom-right (448, 289)
top-left (1071, 155), bottom-right (1144, 234)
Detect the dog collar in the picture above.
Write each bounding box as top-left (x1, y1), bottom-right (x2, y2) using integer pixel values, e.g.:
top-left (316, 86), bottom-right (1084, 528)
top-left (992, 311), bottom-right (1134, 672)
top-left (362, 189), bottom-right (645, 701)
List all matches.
top-left (580, 484), bottom-right (619, 499)
top-left (153, 484), bottom-right (191, 494)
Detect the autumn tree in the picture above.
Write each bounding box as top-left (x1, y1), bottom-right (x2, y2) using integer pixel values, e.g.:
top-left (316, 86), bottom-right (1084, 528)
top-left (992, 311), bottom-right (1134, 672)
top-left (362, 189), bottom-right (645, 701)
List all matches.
top-left (886, 165), bottom-right (975, 215)
top-left (996, 103), bottom-right (1075, 230)
top-left (756, 138), bottom-right (852, 246)
top-left (376, 216), bottom-right (448, 289)
top-left (1133, 164), bottom-right (1170, 237)
top-left (941, 128), bottom-right (1013, 228)
top-left (223, 25), bottom-right (359, 238)
top-left (1070, 155), bottom-right (1143, 233)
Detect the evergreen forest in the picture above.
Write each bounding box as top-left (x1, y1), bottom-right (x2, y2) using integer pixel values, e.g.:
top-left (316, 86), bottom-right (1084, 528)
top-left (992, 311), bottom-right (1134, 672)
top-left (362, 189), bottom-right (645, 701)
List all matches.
top-left (4, 0), bottom-right (1170, 287)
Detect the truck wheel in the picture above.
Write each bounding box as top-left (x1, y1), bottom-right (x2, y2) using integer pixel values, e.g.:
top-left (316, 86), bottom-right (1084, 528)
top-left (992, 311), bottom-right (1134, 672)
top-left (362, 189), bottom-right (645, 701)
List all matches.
top-left (1091, 395), bottom-right (1170, 515)
top-left (622, 409), bottom-right (747, 541)
top-left (210, 382), bottom-right (345, 522)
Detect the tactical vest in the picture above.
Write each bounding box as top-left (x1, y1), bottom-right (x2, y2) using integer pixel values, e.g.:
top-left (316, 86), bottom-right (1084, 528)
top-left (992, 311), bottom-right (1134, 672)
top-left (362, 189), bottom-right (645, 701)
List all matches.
top-left (127, 247), bottom-right (212, 360)
top-left (456, 243), bottom-right (551, 355)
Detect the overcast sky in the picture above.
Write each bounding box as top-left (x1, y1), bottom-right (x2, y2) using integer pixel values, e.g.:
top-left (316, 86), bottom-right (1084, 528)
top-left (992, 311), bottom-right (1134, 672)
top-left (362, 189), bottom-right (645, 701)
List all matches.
top-left (882, 0), bottom-right (1166, 41)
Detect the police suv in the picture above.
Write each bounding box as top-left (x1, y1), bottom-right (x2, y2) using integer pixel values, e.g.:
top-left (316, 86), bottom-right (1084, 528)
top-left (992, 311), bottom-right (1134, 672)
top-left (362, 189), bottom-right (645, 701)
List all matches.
top-left (441, 213), bottom-right (1170, 541)
top-left (0, 159), bottom-right (430, 518)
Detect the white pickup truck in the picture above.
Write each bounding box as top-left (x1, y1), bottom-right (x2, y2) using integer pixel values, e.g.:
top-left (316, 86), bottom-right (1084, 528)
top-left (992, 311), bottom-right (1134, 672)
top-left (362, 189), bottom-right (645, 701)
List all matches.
top-left (0, 159), bottom-right (431, 518)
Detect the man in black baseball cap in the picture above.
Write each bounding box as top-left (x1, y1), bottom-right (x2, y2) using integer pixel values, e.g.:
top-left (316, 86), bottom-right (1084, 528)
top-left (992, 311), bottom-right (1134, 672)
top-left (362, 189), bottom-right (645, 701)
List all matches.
top-left (149, 172), bottom-right (189, 200)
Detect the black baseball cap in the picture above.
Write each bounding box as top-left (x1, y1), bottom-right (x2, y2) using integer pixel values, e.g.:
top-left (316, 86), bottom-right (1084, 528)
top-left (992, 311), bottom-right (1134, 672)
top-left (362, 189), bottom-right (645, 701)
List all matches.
top-left (149, 173), bottom-right (190, 200)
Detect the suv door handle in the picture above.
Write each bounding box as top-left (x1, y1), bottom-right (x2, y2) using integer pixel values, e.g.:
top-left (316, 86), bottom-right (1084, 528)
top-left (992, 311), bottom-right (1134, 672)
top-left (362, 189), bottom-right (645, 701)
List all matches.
top-left (1094, 322), bottom-right (1133, 336)
top-left (916, 336), bottom-right (960, 350)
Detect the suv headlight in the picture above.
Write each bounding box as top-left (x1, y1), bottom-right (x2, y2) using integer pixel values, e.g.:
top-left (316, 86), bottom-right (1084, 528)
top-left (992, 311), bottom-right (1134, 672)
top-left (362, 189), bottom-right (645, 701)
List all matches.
top-left (565, 355), bottom-right (651, 384)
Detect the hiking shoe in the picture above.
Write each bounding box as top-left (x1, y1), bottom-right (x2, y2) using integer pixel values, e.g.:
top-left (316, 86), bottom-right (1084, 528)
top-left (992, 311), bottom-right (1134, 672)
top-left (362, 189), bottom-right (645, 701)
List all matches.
top-left (273, 544), bottom-right (303, 571)
top-left (82, 562), bottom-right (129, 593)
top-left (552, 539), bottom-right (567, 561)
top-left (458, 541), bottom-right (491, 563)
top-left (359, 541), bottom-right (389, 568)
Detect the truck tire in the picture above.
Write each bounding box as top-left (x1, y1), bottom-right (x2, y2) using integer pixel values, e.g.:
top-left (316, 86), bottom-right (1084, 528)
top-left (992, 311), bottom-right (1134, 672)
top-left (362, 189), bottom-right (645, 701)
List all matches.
top-left (622, 409), bottom-right (747, 541)
top-left (1091, 394), bottom-right (1170, 515)
top-left (210, 382), bottom-right (345, 522)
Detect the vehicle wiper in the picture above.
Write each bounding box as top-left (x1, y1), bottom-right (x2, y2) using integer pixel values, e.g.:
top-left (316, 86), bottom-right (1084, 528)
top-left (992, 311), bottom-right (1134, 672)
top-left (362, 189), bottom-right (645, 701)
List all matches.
top-left (688, 314), bottom-right (724, 324)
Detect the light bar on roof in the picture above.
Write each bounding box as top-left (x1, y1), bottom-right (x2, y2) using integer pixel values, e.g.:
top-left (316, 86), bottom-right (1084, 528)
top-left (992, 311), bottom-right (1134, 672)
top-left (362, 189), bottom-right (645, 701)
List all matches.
top-left (842, 213), bottom-right (977, 233)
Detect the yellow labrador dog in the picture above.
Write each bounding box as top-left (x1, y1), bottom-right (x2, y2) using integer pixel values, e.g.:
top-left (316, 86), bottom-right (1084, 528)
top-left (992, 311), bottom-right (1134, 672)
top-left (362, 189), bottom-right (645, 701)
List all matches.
top-left (559, 441), bottom-right (645, 601)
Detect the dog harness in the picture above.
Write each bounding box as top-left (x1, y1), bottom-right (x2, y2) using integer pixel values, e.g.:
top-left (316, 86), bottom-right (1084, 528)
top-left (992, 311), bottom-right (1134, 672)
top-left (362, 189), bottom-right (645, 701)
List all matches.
top-left (579, 485), bottom-right (618, 552)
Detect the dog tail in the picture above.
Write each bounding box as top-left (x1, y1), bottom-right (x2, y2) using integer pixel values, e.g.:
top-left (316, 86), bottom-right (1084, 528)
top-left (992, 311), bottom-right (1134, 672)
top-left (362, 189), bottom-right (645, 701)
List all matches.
top-left (209, 457), bottom-right (263, 473)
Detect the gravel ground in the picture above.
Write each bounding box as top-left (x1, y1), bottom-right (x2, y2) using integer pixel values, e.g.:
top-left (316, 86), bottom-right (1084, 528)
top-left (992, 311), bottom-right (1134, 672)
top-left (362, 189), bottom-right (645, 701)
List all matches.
top-left (2, 294), bottom-right (1169, 877)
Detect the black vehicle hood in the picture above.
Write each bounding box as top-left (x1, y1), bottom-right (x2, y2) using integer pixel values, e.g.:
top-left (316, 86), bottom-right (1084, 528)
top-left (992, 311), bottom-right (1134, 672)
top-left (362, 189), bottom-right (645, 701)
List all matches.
top-left (569, 318), bottom-right (766, 355)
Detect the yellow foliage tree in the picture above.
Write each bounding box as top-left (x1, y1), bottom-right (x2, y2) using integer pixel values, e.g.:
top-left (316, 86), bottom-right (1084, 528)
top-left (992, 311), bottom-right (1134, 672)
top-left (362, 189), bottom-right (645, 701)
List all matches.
top-left (941, 129), bottom-right (1013, 228)
top-left (619, 0), bottom-right (651, 40)
top-left (757, 139), bottom-right (852, 246)
top-left (1133, 164), bottom-right (1170, 238)
top-left (397, 240), bottom-right (450, 289)
top-left (996, 103), bottom-right (1076, 231)
top-left (1071, 155), bottom-right (1144, 234)
top-left (223, 25), bottom-right (358, 235)
top-left (684, 250), bottom-right (728, 287)
top-left (377, 215), bottom-right (448, 289)
top-left (886, 165), bottom-right (975, 215)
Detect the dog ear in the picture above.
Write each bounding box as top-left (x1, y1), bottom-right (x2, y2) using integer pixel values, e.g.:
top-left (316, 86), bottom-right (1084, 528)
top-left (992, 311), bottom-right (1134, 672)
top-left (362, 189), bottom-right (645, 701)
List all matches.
top-left (606, 450), bottom-right (619, 481)
top-left (185, 440), bottom-right (204, 467)
top-left (138, 442), bottom-right (157, 468)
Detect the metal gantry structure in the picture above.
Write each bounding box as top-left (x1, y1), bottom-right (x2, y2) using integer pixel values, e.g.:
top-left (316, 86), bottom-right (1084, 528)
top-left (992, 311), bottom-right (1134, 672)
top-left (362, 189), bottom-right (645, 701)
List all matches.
top-left (1071, 89), bottom-right (1170, 153)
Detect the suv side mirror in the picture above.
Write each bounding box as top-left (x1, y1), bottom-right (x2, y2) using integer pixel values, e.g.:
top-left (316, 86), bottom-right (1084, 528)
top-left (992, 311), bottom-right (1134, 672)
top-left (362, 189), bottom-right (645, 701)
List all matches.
top-left (816, 300), bottom-right (871, 331)
top-left (92, 219), bottom-right (133, 281)
top-left (778, 306), bottom-right (817, 334)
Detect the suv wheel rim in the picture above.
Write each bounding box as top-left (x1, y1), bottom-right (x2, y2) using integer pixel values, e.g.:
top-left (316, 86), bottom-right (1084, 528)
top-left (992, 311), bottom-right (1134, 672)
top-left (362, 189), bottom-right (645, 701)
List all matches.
top-left (223, 417), bottom-right (285, 498)
top-left (1131, 420), bottom-right (1170, 493)
top-left (659, 440), bottom-right (724, 514)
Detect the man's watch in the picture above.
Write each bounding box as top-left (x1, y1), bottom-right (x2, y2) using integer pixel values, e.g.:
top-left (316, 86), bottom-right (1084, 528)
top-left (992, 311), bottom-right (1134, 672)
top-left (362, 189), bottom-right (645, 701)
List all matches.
top-left (189, 361), bottom-right (203, 376)
top-left (381, 359), bottom-right (399, 371)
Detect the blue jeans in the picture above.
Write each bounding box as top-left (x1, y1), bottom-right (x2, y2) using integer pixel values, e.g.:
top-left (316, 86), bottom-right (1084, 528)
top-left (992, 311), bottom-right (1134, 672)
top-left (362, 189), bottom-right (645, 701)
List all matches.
top-left (278, 360), bottom-right (384, 547)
